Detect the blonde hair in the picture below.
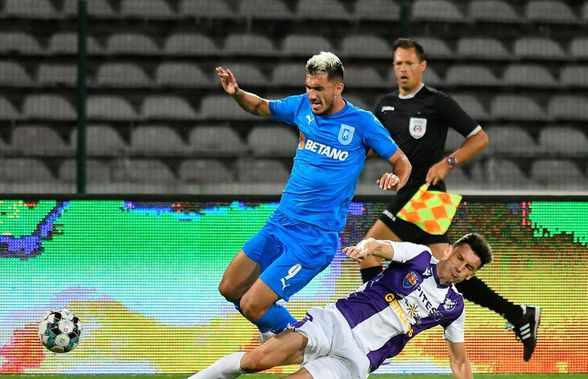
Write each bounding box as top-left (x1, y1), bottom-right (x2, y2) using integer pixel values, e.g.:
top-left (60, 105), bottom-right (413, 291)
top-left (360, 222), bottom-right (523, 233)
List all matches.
top-left (306, 51), bottom-right (344, 80)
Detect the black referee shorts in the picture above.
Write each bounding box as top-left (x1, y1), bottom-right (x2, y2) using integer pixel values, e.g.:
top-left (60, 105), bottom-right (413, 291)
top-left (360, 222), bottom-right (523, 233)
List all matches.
top-left (379, 206), bottom-right (449, 246)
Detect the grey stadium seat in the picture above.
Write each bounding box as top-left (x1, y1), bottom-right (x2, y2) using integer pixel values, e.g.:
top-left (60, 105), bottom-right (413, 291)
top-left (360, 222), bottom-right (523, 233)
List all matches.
top-left (238, 0), bottom-right (292, 19)
top-left (188, 126), bottom-right (247, 157)
top-left (296, 0), bottom-right (349, 20)
top-left (422, 67), bottom-right (443, 87)
top-left (414, 37), bottom-right (453, 58)
top-left (584, 1), bottom-right (588, 22)
top-left (445, 65), bottom-right (499, 87)
top-left (340, 35), bottom-right (393, 59)
top-left (59, 159), bottom-right (110, 183)
top-left (178, 159), bottom-right (234, 184)
top-left (111, 159), bottom-right (176, 183)
top-left (23, 94), bottom-right (76, 121)
top-left (354, 0), bottom-right (400, 21)
top-left (129, 126), bottom-right (189, 156)
top-left (560, 66), bottom-right (588, 88)
top-left (3, 0), bottom-right (58, 19)
top-left (360, 159), bottom-right (392, 184)
top-left (468, 0), bottom-right (520, 23)
top-left (281, 35), bottom-right (335, 57)
top-left (525, 0), bottom-right (578, 24)
top-left (94, 63), bottom-right (151, 87)
top-left (0, 97), bottom-right (20, 120)
top-left (71, 125), bottom-right (127, 156)
top-left (47, 32), bottom-right (102, 55)
top-left (484, 158), bottom-right (535, 189)
top-left (87, 96), bottom-right (138, 121)
top-left (513, 37), bottom-right (565, 59)
top-left (0, 62), bottom-right (33, 86)
top-left (345, 67), bottom-right (387, 89)
top-left (456, 37), bottom-right (510, 60)
top-left (569, 37), bottom-right (588, 59)
top-left (62, 0), bottom-right (116, 18)
top-left (411, 0), bottom-right (464, 23)
top-left (271, 63), bottom-right (305, 86)
top-left (235, 158), bottom-right (290, 183)
top-left (156, 63), bottom-right (212, 88)
top-left (484, 125), bottom-right (538, 155)
top-left (36, 64), bottom-right (77, 87)
top-left (530, 159), bottom-right (587, 189)
top-left (105, 33), bottom-right (159, 55)
top-left (344, 95), bottom-right (368, 110)
top-left (247, 126), bottom-right (298, 158)
top-left (141, 96), bottom-right (197, 120)
top-left (0, 158), bottom-right (55, 182)
top-left (538, 127), bottom-right (588, 156)
top-left (223, 34), bottom-right (275, 57)
top-left (217, 63), bottom-right (268, 87)
top-left (547, 96), bottom-right (588, 121)
top-left (0, 32), bottom-right (43, 55)
top-left (444, 128), bottom-right (464, 152)
top-left (178, 0), bottom-right (233, 18)
top-left (452, 94), bottom-right (489, 121)
top-left (200, 95), bottom-right (258, 121)
top-left (10, 126), bottom-right (72, 156)
top-left (163, 33), bottom-right (220, 56)
top-left (446, 167), bottom-right (474, 190)
top-left (501, 64), bottom-right (557, 88)
top-left (490, 95), bottom-right (547, 121)
top-left (120, 0), bottom-right (175, 19)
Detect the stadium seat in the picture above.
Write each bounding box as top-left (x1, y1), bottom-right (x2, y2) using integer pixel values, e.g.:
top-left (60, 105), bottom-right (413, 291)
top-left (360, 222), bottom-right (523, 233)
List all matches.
top-left (23, 94), bottom-right (76, 121)
top-left (513, 37), bottom-right (565, 60)
top-left (223, 34), bottom-right (276, 57)
top-left (141, 96), bottom-right (198, 120)
top-left (296, 0), bottom-right (349, 20)
top-left (501, 64), bottom-right (557, 88)
top-left (120, 0), bottom-right (175, 19)
top-left (530, 159), bottom-right (586, 189)
top-left (271, 63), bottom-right (305, 86)
top-left (59, 159), bottom-right (111, 183)
top-left (10, 125), bottom-right (72, 156)
top-left (247, 126), bottom-right (298, 158)
top-left (178, 0), bottom-right (234, 18)
top-left (452, 94), bottom-right (490, 121)
top-left (484, 158), bottom-right (535, 189)
top-left (340, 35), bottom-right (393, 59)
top-left (447, 167), bottom-right (475, 189)
top-left (216, 63), bottom-right (268, 87)
top-left (569, 37), bottom-right (588, 59)
top-left (3, 0), bottom-right (58, 19)
top-left (0, 97), bottom-right (21, 120)
top-left (413, 37), bottom-right (452, 58)
top-left (456, 37), bottom-right (510, 60)
top-left (360, 159), bottom-right (392, 184)
top-left (421, 67), bottom-right (443, 87)
top-left (525, 0), bottom-right (578, 24)
top-left (0, 32), bottom-right (43, 55)
top-left (411, 0), bottom-right (464, 23)
top-left (345, 67), bottom-right (388, 89)
top-left (105, 33), bottom-right (159, 55)
top-left (583, 1), bottom-right (588, 22)
top-left (111, 159), bottom-right (176, 183)
top-left (87, 96), bottom-right (138, 121)
top-left (36, 64), bottom-right (77, 87)
top-left (445, 65), bottom-right (499, 87)
top-left (490, 95), bottom-right (547, 121)
top-left (235, 158), bottom-right (290, 183)
top-left (0, 62), bottom-right (33, 86)
top-left (238, 0), bottom-right (292, 19)
top-left (468, 0), bottom-right (520, 23)
top-left (129, 126), bottom-right (188, 156)
top-left (200, 95), bottom-right (258, 121)
top-left (281, 34), bottom-right (335, 57)
top-left (155, 63), bottom-right (212, 88)
top-left (560, 65), bottom-right (588, 88)
top-left (62, 0), bottom-right (116, 18)
top-left (94, 63), bottom-right (151, 87)
top-left (163, 33), bottom-right (219, 56)
top-left (0, 158), bottom-right (55, 182)
top-left (47, 32), bottom-right (102, 55)
top-left (537, 127), bottom-right (588, 156)
top-left (71, 125), bottom-right (127, 156)
top-left (188, 126), bottom-right (247, 157)
top-left (484, 126), bottom-right (538, 155)
top-left (444, 128), bottom-right (464, 152)
top-left (178, 159), bottom-right (235, 184)
top-left (344, 95), bottom-right (369, 110)
top-left (547, 96), bottom-right (588, 121)
top-left (354, 0), bottom-right (400, 21)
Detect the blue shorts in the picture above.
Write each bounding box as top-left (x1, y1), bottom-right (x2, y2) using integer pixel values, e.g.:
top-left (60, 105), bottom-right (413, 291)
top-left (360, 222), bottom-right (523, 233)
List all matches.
top-left (242, 210), bottom-right (339, 301)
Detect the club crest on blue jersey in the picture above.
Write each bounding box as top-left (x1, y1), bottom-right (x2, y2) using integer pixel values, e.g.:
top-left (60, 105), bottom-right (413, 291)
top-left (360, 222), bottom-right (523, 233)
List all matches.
top-left (403, 271), bottom-right (419, 288)
top-left (338, 124), bottom-right (355, 145)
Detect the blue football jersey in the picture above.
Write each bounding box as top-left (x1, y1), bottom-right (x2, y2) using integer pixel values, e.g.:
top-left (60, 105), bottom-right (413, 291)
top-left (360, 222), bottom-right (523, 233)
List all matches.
top-left (269, 93), bottom-right (398, 231)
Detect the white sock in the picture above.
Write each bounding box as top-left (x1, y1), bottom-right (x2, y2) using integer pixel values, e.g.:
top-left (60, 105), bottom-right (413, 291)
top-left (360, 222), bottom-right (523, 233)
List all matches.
top-left (187, 352), bottom-right (246, 379)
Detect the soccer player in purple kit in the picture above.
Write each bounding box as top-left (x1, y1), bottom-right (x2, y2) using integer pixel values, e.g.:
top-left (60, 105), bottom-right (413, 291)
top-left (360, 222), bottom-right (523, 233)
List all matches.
top-left (190, 233), bottom-right (492, 379)
top-left (214, 52), bottom-right (411, 342)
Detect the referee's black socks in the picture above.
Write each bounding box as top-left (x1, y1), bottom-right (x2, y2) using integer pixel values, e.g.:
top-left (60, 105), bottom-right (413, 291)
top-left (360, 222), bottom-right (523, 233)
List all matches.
top-left (360, 265), bottom-right (383, 283)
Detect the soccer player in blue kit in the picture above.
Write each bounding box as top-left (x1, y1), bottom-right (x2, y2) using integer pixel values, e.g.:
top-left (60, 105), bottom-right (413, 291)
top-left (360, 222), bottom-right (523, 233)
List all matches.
top-left (214, 52), bottom-right (412, 341)
top-left (190, 233), bottom-right (492, 379)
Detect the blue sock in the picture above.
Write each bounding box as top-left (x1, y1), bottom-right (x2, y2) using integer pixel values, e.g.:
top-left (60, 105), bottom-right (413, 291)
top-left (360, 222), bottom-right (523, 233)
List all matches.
top-left (254, 303), bottom-right (296, 334)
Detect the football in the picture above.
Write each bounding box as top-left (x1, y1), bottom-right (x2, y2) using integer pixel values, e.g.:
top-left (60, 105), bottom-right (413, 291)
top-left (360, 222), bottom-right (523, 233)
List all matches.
top-left (38, 308), bottom-right (82, 353)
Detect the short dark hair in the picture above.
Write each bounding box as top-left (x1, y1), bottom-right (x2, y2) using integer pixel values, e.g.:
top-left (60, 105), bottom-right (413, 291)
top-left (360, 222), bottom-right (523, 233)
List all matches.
top-left (453, 233), bottom-right (493, 269)
top-left (393, 38), bottom-right (426, 62)
top-left (306, 51), bottom-right (344, 81)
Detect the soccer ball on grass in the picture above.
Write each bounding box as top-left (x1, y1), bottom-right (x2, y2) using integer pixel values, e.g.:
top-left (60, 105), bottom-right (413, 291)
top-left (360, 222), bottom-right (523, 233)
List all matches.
top-left (38, 308), bottom-right (82, 353)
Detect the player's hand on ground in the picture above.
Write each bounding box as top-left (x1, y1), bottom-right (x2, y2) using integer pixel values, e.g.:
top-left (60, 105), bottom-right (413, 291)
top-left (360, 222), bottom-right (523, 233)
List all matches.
top-left (377, 172), bottom-right (400, 191)
top-left (426, 160), bottom-right (451, 186)
top-left (216, 66), bottom-right (240, 95)
top-left (343, 238), bottom-right (377, 261)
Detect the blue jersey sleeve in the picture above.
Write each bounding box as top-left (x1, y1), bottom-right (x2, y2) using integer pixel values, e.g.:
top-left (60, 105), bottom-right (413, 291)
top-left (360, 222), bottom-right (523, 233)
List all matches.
top-left (269, 94), bottom-right (305, 126)
top-left (364, 116), bottom-right (398, 160)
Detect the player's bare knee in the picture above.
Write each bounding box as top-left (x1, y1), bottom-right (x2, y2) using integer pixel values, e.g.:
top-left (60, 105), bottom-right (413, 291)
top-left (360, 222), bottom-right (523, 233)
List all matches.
top-left (218, 279), bottom-right (240, 302)
top-left (240, 295), bottom-right (269, 321)
top-left (239, 351), bottom-right (267, 373)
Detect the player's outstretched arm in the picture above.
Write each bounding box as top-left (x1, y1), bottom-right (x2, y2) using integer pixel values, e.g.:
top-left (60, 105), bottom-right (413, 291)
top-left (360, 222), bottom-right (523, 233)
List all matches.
top-left (377, 148), bottom-right (411, 191)
top-left (216, 66), bottom-right (271, 118)
top-left (447, 341), bottom-right (473, 379)
top-left (343, 238), bottom-right (395, 261)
